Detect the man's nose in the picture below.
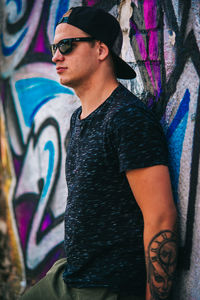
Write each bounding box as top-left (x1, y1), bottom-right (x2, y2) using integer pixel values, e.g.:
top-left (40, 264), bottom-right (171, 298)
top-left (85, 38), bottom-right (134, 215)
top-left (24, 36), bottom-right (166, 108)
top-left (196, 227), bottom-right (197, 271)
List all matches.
top-left (52, 48), bottom-right (64, 63)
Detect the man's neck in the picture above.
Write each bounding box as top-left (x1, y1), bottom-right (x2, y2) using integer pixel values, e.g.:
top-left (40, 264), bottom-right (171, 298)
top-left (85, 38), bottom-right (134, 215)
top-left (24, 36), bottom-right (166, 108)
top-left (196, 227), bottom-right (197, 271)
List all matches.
top-left (74, 76), bottom-right (119, 120)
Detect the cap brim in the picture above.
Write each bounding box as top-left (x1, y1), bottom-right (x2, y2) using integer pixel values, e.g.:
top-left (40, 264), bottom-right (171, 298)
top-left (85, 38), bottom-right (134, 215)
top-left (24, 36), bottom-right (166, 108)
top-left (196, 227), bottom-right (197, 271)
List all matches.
top-left (111, 52), bottom-right (136, 79)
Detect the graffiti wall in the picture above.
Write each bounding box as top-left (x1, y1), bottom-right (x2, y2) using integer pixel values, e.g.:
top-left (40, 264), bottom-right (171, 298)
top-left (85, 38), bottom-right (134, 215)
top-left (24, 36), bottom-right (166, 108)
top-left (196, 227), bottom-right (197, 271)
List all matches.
top-left (0, 0), bottom-right (199, 299)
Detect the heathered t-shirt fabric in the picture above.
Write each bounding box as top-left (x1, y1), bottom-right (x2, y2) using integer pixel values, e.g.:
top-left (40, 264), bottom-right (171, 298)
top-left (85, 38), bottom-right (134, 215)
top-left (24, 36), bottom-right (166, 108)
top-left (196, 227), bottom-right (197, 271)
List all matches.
top-left (63, 84), bottom-right (168, 296)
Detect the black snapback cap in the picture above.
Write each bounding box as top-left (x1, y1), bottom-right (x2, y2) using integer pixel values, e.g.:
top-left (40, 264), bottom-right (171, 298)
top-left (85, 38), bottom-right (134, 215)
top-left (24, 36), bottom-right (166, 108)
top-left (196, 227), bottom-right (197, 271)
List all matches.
top-left (57, 6), bottom-right (136, 79)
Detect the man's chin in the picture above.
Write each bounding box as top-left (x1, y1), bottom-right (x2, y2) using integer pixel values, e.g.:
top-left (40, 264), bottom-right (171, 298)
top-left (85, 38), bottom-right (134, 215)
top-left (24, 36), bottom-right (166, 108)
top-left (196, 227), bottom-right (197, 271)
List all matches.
top-left (60, 77), bottom-right (81, 90)
top-left (60, 77), bottom-right (73, 87)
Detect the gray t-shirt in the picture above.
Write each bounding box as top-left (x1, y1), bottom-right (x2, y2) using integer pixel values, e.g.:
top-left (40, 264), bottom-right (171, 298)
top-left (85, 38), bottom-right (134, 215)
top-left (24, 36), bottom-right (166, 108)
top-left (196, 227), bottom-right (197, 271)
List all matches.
top-left (63, 84), bottom-right (168, 296)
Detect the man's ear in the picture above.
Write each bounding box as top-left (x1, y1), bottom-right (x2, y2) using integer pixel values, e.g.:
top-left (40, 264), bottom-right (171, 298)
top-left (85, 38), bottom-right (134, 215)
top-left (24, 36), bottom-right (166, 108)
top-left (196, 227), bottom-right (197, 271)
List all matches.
top-left (98, 42), bottom-right (109, 61)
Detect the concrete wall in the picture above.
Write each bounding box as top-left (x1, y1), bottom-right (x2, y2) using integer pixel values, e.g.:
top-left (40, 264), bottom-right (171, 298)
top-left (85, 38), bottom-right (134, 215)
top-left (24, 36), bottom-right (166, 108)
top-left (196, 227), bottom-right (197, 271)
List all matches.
top-left (0, 0), bottom-right (199, 299)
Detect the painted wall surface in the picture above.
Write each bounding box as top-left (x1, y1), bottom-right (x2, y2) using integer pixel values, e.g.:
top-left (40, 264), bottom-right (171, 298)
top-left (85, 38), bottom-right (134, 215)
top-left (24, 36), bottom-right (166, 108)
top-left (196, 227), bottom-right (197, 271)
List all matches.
top-left (0, 0), bottom-right (199, 299)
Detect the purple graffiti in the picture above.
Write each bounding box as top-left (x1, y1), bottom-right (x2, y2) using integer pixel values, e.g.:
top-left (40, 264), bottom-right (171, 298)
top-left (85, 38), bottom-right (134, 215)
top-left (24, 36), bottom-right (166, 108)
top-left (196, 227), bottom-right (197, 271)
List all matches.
top-left (41, 213), bottom-right (52, 232)
top-left (15, 200), bottom-right (36, 251)
top-left (34, 20), bottom-right (50, 54)
top-left (13, 157), bottom-right (22, 178)
top-left (0, 82), bottom-right (6, 104)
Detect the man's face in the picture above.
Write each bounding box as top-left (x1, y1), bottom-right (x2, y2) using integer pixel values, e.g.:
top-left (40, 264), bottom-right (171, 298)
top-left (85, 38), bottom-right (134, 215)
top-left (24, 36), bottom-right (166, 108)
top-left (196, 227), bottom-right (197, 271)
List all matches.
top-left (52, 23), bottom-right (99, 88)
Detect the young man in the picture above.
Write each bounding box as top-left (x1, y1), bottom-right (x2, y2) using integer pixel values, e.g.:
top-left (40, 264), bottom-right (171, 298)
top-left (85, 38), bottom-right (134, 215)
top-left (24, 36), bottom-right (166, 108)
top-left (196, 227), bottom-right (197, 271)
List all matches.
top-left (21, 6), bottom-right (177, 300)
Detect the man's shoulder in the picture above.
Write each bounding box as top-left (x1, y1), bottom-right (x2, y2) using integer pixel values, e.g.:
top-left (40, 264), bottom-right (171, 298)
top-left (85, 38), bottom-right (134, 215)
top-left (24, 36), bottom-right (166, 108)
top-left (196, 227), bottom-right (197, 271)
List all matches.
top-left (106, 84), bottom-right (154, 125)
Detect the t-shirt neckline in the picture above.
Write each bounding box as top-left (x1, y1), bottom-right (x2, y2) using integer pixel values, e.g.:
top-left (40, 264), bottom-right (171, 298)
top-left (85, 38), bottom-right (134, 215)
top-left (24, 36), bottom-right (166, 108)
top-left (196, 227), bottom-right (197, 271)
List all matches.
top-left (77, 84), bottom-right (123, 124)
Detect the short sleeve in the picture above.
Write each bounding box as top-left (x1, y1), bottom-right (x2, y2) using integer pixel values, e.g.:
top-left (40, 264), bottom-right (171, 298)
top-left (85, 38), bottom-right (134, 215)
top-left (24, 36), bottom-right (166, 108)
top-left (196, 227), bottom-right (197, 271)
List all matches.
top-left (110, 106), bottom-right (168, 173)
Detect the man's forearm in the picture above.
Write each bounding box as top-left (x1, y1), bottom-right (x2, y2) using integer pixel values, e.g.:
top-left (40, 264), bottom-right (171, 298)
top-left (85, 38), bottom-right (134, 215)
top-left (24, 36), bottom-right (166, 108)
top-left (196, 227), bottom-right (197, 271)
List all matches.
top-left (145, 225), bottom-right (178, 300)
top-left (126, 165), bottom-right (178, 299)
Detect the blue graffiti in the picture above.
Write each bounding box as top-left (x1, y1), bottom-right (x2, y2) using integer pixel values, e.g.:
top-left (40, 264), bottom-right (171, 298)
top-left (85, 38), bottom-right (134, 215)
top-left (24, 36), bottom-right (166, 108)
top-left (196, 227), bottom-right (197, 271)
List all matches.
top-left (15, 77), bottom-right (74, 127)
top-left (1, 28), bottom-right (28, 56)
top-left (167, 89), bottom-right (190, 139)
top-left (55, 0), bottom-right (69, 30)
top-left (6, 0), bottom-right (22, 14)
top-left (167, 89), bottom-right (190, 202)
top-left (41, 141), bottom-right (55, 201)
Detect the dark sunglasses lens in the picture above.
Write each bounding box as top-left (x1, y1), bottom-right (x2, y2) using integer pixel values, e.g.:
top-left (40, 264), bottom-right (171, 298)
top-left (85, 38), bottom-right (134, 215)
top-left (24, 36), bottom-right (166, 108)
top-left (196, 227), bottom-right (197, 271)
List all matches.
top-left (51, 40), bottom-right (72, 56)
top-left (59, 41), bottom-right (72, 54)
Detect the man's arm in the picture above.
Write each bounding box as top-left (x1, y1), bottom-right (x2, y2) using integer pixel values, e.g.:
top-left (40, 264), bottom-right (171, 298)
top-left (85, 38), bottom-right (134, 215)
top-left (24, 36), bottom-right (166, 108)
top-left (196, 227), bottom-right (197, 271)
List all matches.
top-left (126, 165), bottom-right (178, 300)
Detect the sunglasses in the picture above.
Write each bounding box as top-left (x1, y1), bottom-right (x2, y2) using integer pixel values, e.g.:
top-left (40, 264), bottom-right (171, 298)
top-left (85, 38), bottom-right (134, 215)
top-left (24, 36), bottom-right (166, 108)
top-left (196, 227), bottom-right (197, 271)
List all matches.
top-left (51, 37), bottom-right (95, 56)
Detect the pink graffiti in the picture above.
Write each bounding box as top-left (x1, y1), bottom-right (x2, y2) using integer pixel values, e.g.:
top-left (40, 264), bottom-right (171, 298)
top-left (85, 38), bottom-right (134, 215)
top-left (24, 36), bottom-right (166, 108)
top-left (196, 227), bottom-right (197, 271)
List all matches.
top-left (85, 0), bottom-right (101, 6)
top-left (130, 20), bottom-right (157, 94)
top-left (143, 0), bottom-right (157, 29)
top-left (131, 0), bottom-right (161, 101)
top-left (144, 0), bottom-right (161, 99)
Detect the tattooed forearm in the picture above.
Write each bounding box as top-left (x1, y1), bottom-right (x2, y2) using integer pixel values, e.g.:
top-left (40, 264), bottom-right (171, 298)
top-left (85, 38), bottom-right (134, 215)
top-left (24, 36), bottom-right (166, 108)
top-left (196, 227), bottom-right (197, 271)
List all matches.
top-left (147, 230), bottom-right (178, 300)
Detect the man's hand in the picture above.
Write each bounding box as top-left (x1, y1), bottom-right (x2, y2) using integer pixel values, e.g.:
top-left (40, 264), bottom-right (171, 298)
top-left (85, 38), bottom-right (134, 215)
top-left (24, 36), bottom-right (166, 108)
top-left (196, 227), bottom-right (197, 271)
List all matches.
top-left (126, 165), bottom-right (177, 300)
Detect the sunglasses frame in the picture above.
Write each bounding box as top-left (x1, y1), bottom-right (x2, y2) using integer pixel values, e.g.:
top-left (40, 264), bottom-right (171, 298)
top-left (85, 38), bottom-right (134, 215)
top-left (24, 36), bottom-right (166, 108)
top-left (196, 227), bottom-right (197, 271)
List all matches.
top-left (51, 37), bottom-right (96, 56)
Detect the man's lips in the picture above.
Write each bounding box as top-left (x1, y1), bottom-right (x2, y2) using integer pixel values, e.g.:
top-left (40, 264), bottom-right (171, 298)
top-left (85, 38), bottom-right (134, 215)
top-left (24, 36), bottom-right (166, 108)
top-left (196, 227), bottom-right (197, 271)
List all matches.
top-left (56, 67), bottom-right (67, 73)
